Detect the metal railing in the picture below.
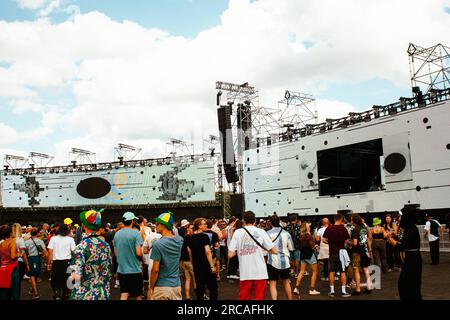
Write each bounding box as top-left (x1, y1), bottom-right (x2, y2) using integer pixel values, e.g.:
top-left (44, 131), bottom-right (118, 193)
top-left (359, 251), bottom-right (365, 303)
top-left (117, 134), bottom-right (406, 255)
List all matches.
top-left (418, 224), bottom-right (450, 252)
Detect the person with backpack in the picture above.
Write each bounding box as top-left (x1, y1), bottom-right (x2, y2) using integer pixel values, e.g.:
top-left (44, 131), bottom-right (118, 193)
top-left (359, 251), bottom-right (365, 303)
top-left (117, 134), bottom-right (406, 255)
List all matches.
top-left (294, 222), bottom-right (320, 298)
top-left (188, 218), bottom-right (218, 300)
top-left (350, 214), bottom-right (372, 295)
top-left (25, 228), bottom-right (48, 300)
top-left (424, 214), bottom-right (443, 265)
top-left (285, 213), bottom-right (301, 277)
top-left (266, 214), bottom-right (294, 300)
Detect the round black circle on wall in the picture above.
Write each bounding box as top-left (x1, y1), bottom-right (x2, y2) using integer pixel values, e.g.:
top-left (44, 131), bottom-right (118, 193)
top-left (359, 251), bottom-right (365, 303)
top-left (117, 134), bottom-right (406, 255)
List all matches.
top-left (307, 172), bottom-right (314, 179)
top-left (384, 153), bottom-right (406, 174)
top-left (77, 177), bottom-right (111, 199)
top-left (416, 186), bottom-right (421, 192)
top-left (301, 146), bottom-right (305, 150)
top-left (447, 144), bottom-right (450, 150)
top-left (315, 208), bottom-right (319, 213)
top-left (324, 141), bottom-right (328, 145)
top-left (423, 117), bottom-right (428, 124)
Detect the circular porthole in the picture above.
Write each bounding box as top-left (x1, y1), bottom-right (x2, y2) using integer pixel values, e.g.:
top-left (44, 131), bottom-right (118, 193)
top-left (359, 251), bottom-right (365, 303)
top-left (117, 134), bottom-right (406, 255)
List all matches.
top-left (307, 172), bottom-right (314, 179)
top-left (423, 117), bottom-right (428, 124)
top-left (324, 141), bottom-right (328, 145)
top-left (384, 153), bottom-right (406, 174)
top-left (301, 146), bottom-right (305, 150)
top-left (416, 186), bottom-right (422, 192)
top-left (447, 144), bottom-right (450, 150)
top-left (76, 177), bottom-right (111, 199)
top-left (315, 208), bottom-right (319, 213)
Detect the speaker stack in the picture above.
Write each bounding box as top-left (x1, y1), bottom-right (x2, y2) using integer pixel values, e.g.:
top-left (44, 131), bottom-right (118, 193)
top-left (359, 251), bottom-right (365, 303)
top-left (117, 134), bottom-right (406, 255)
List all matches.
top-left (217, 104), bottom-right (239, 183)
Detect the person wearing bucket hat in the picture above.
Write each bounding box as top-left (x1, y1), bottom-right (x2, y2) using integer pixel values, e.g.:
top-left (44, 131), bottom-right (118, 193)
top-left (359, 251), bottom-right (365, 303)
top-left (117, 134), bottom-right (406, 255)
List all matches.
top-left (148, 212), bottom-right (184, 300)
top-left (113, 211), bottom-right (144, 300)
top-left (370, 217), bottom-right (391, 273)
top-left (69, 209), bottom-right (112, 300)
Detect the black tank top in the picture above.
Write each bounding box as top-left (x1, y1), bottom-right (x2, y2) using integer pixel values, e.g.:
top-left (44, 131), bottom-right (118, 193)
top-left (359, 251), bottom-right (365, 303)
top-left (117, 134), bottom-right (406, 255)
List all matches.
top-left (372, 228), bottom-right (384, 239)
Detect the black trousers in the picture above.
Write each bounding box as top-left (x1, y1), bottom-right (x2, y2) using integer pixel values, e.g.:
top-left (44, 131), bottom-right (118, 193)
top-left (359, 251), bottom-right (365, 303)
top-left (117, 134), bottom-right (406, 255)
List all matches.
top-left (386, 243), bottom-right (395, 269)
top-left (194, 268), bottom-right (218, 300)
top-left (51, 260), bottom-right (71, 300)
top-left (227, 256), bottom-right (239, 276)
top-left (429, 239), bottom-right (440, 264)
top-left (321, 259), bottom-right (329, 278)
top-left (398, 251), bottom-right (422, 300)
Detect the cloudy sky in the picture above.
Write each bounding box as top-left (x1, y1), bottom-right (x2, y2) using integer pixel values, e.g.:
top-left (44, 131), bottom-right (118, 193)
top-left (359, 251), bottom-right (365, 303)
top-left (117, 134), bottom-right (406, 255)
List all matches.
top-left (0, 0), bottom-right (449, 166)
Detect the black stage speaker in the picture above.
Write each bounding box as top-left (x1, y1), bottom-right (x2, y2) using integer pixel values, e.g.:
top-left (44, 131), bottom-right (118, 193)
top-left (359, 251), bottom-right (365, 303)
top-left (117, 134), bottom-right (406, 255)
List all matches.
top-left (230, 193), bottom-right (245, 218)
top-left (218, 105), bottom-right (239, 183)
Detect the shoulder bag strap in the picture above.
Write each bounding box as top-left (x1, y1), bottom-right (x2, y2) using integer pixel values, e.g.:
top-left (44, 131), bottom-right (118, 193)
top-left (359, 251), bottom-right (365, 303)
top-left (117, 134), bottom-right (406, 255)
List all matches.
top-left (242, 227), bottom-right (270, 252)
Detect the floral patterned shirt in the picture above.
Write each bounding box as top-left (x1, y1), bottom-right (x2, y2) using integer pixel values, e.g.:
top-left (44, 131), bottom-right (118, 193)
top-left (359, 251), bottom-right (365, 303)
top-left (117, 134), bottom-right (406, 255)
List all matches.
top-left (70, 235), bottom-right (112, 300)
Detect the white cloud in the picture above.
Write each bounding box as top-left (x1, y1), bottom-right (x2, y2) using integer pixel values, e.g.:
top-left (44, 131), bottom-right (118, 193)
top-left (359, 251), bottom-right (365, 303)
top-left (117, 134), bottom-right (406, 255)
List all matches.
top-left (0, 123), bottom-right (20, 146)
top-left (16, 0), bottom-right (67, 17)
top-left (1, 0), bottom-right (450, 164)
top-left (16, 0), bottom-right (48, 10)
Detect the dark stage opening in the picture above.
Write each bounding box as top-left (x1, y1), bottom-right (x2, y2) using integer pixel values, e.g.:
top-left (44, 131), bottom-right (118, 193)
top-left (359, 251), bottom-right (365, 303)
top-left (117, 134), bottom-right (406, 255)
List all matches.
top-left (317, 139), bottom-right (384, 196)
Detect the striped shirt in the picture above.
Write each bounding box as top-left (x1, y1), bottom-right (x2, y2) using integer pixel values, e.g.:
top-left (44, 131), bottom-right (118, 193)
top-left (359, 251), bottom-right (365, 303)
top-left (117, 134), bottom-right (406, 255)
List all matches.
top-left (267, 227), bottom-right (294, 270)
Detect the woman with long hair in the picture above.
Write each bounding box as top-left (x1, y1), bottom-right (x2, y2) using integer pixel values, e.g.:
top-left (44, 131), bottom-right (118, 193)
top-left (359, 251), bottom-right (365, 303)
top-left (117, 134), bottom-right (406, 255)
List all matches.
top-left (294, 222), bottom-right (320, 298)
top-left (350, 214), bottom-right (372, 295)
top-left (11, 223), bottom-right (29, 296)
top-left (0, 225), bottom-right (20, 300)
top-left (396, 206), bottom-right (422, 300)
top-left (383, 214), bottom-right (397, 270)
top-left (47, 224), bottom-right (76, 300)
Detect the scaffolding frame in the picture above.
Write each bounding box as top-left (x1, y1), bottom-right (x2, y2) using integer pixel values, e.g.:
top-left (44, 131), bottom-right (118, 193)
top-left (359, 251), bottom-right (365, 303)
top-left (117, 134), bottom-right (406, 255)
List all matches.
top-left (408, 43), bottom-right (450, 94)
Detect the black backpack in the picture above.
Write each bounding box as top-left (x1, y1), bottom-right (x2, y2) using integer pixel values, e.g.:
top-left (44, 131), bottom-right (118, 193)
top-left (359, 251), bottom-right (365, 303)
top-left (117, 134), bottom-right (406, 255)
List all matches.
top-left (430, 220), bottom-right (440, 238)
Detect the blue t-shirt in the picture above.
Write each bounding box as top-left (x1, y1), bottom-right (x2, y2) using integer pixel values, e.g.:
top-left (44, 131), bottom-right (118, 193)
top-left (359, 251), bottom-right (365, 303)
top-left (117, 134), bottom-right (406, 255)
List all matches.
top-left (150, 235), bottom-right (183, 287)
top-left (113, 228), bottom-right (142, 274)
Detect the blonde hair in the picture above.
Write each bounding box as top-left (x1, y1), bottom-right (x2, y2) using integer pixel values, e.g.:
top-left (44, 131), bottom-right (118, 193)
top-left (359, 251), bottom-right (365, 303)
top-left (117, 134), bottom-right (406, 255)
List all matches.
top-left (300, 221), bottom-right (310, 238)
top-left (12, 223), bottom-right (22, 238)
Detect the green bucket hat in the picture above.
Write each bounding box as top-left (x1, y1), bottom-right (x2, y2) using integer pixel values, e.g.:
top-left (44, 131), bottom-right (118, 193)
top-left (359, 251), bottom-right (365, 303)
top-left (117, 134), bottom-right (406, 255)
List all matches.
top-left (373, 217), bottom-right (382, 226)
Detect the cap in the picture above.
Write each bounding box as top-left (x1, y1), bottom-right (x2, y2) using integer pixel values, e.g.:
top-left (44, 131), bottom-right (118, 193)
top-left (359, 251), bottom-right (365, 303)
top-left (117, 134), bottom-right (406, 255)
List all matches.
top-left (80, 209), bottom-right (102, 230)
top-left (123, 211), bottom-right (138, 222)
top-left (64, 218), bottom-right (73, 225)
top-left (180, 219), bottom-right (189, 227)
top-left (373, 217), bottom-right (382, 226)
top-left (155, 212), bottom-right (174, 230)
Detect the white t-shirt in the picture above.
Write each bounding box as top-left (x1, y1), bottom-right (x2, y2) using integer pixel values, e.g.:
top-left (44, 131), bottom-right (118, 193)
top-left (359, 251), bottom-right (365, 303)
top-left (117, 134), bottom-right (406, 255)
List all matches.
top-left (47, 235), bottom-right (76, 260)
top-left (317, 226), bottom-right (327, 239)
top-left (143, 232), bottom-right (162, 265)
top-left (424, 220), bottom-right (441, 242)
top-left (16, 237), bottom-right (26, 262)
top-left (228, 226), bottom-right (274, 281)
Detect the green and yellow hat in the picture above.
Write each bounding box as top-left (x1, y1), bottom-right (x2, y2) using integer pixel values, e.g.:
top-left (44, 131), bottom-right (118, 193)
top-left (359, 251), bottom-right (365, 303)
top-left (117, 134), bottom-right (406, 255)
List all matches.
top-left (154, 211), bottom-right (174, 230)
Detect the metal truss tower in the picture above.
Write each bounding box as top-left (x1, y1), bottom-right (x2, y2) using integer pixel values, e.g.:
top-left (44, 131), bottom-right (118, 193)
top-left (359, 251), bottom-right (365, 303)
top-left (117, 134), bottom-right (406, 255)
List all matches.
top-left (408, 43), bottom-right (450, 94)
top-left (29, 152), bottom-right (54, 168)
top-left (114, 143), bottom-right (142, 162)
top-left (69, 148), bottom-right (96, 166)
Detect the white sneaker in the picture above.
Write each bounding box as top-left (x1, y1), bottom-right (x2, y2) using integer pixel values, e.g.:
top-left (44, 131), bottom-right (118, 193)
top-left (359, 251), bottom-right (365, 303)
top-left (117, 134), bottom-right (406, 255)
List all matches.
top-left (304, 271), bottom-right (310, 276)
top-left (23, 275), bottom-right (30, 280)
top-left (293, 287), bottom-right (300, 295)
top-left (230, 275), bottom-right (240, 280)
top-left (320, 277), bottom-right (329, 281)
top-left (309, 289), bottom-right (320, 296)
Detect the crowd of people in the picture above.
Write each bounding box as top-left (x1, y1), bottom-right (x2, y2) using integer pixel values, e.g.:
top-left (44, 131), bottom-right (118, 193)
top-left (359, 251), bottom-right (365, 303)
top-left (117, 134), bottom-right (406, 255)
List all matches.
top-left (0, 207), bottom-right (448, 301)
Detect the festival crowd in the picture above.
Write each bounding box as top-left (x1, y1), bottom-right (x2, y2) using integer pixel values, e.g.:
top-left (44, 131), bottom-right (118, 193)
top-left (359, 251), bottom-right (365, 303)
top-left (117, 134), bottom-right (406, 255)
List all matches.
top-left (0, 207), bottom-right (448, 301)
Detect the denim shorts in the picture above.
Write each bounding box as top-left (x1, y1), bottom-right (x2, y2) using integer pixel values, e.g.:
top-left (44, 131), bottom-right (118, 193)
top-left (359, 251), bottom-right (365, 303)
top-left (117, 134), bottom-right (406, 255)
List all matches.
top-left (301, 253), bottom-right (317, 265)
top-left (291, 249), bottom-right (301, 261)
